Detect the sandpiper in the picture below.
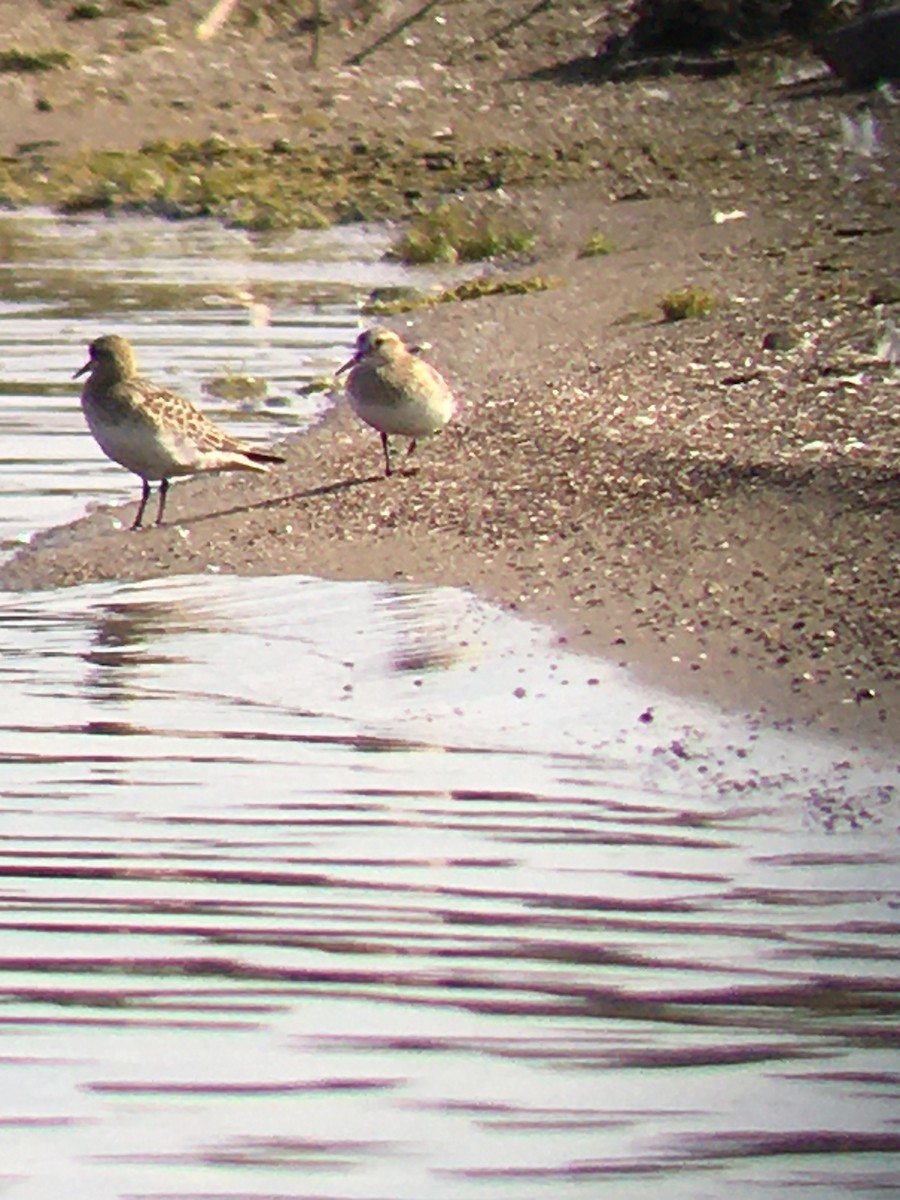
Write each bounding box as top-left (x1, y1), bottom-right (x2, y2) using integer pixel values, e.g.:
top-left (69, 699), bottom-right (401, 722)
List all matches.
top-left (336, 327), bottom-right (456, 477)
top-left (75, 334), bottom-right (285, 529)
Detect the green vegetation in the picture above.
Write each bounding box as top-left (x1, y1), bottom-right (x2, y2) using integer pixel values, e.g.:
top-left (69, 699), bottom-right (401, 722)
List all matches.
top-left (0, 48), bottom-right (73, 73)
top-left (298, 375), bottom-right (338, 396)
top-left (660, 285), bottom-right (715, 321)
top-left (0, 121), bottom-right (750, 236)
top-left (579, 232), bottom-right (615, 258)
top-left (202, 374), bottom-right (268, 403)
top-left (67, 4), bottom-right (105, 19)
top-left (0, 136), bottom-right (593, 234)
top-left (448, 274), bottom-right (556, 301)
top-left (363, 274), bottom-right (558, 316)
top-left (390, 201), bottom-right (535, 265)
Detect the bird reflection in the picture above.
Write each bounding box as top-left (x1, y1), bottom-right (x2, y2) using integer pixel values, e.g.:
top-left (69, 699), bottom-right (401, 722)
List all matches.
top-left (377, 583), bottom-right (470, 676)
top-left (83, 596), bottom-right (220, 705)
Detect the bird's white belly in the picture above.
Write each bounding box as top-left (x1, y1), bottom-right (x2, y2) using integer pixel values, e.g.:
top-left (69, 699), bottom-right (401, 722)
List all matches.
top-left (86, 413), bottom-right (198, 479)
top-left (350, 392), bottom-right (452, 437)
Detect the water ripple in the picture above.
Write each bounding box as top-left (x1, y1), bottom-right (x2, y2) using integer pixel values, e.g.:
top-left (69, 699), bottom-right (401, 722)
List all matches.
top-left (0, 574), bottom-right (897, 1199)
top-left (0, 209), bottom-right (898, 1199)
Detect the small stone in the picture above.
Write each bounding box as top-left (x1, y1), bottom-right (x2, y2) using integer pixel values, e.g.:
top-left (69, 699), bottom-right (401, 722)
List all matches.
top-left (869, 281), bottom-right (900, 306)
top-left (762, 328), bottom-right (796, 352)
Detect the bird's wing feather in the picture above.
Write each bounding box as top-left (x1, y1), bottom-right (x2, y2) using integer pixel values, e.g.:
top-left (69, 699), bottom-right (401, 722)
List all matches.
top-left (125, 379), bottom-right (256, 455)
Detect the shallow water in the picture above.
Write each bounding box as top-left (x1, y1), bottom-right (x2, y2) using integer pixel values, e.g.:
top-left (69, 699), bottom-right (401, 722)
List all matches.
top-left (2, 573), bottom-right (898, 1199)
top-left (0, 213), bottom-right (898, 1200)
top-left (0, 208), bottom-right (432, 548)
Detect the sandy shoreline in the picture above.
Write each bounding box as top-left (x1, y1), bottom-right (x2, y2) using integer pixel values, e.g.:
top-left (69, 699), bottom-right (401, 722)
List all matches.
top-left (3, 197), bottom-right (897, 749)
top-left (3, 390), bottom-right (896, 750)
top-left (0, 3), bottom-right (897, 748)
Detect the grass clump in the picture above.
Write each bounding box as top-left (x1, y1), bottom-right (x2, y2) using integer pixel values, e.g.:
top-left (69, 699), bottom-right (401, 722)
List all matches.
top-left (391, 201), bottom-right (535, 265)
top-left (660, 285), bottom-right (715, 321)
top-left (298, 375), bottom-right (338, 396)
top-left (67, 4), bottom-right (105, 18)
top-left (0, 48), bottom-right (73, 73)
top-left (448, 275), bottom-right (555, 302)
top-left (360, 285), bottom-right (428, 315)
top-left (202, 374), bottom-right (268, 404)
top-left (363, 273), bottom-right (558, 315)
top-left (579, 232), bottom-right (615, 258)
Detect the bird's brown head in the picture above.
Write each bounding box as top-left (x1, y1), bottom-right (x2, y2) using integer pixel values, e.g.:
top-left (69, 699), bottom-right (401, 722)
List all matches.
top-left (74, 334), bottom-right (138, 383)
top-left (336, 326), bottom-right (406, 375)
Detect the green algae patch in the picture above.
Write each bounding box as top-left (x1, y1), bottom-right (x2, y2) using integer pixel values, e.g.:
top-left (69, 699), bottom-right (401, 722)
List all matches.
top-left (363, 273), bottom-right (559, 315)
top-left (362, 292), bottom-right (434, 316)
top-left (67, 4), bottom-right (106, 19)
top-left (448, 275), bottom-right (557, 302)
top-left (0, 48), bottom-right (73, 73)
top-left (660, 285), bottom-right (715, 321)
top-left (579, 232), bottom-right (615, 258)
top-left (390, 201), bottom-right (535, 265)
top-left (298, 375), bottom-right (336, 396)
top-left (202, 374), bottom-right (268, 403)
top-left (0, 130), bottom-right (668, 234)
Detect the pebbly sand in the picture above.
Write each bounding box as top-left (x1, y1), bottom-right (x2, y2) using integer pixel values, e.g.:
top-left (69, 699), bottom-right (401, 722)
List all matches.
top-left (0, 1), bottom-right (897, 748)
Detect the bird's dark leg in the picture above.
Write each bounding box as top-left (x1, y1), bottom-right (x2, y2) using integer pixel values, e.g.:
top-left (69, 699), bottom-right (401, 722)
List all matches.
top-left (131, 479), bottom-right (151, 530)
top-left (404, 438), bottom-right (418, 462)
top-left (381, 431), bottom-right (393, 477)
top-left (155, 478), bottom-right (170, 526)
